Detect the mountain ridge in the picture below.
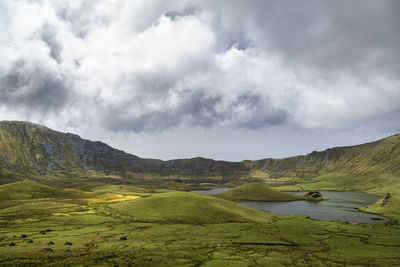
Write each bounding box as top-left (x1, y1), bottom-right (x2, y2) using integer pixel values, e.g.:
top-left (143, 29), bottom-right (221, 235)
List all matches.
top-left (1, 121), bottom-right (400, 192)
top-left (0, 121), bottom-right (249, 182)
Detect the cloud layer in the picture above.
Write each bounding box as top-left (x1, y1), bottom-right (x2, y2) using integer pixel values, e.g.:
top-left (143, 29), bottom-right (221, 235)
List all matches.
top-left (1, 0), bottom-right (400, 135)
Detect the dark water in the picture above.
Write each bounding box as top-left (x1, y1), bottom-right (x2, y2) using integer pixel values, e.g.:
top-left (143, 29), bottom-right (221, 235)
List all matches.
top-left (239, 191), bottom-right (388, 224)
top-left (190, 187), bottom-right (231, 194)
top-left (190, 188), bottom-right (388, 224)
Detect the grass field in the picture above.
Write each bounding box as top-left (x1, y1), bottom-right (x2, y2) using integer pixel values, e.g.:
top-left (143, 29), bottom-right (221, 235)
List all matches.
top-left (0, 181), bottom-right (399, 266)
top-left (216, 182), bottom-right (326, 202)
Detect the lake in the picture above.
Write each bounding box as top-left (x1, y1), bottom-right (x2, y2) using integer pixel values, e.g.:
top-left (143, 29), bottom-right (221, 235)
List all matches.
top-left (190, 188), bottom-right (388, 224)
top-left (190, 187), bottom-right (232, 194)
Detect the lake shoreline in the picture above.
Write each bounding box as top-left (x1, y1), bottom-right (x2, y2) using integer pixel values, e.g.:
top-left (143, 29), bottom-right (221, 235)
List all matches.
top-left (190, 187), bottom-right (389, 224)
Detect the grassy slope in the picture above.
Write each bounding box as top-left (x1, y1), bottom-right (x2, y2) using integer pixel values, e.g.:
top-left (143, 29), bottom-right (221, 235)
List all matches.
top-left (321, 134), bottom-right (400, 177)
top-left (160, 181), bottom-right (195, 191)
top-left (0, 194), bottom-right (399, 266)
top-left (361, 194), bottom-right (400, 221)
top-left (0, 121), bottom-right (250, 181)
top-left (216, 183), bottom-right (303, 202)
top-left (0, 202), bottom-right (86, 220)
top-left (0, 182), bottom-right (398, 266)
top-left (92, 184), bottom-right (154, 196)
top-left (107, 191), bottom-right (273, 224)
top-left (245, 134), bottom-right (400, 199)
top-left (0, 181), bottom-right (84, 201)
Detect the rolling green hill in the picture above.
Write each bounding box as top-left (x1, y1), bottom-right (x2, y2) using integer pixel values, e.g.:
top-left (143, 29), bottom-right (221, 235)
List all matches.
top-left (107, 191), bottom-right (273, 224)
top-left (216, 183), bottom-right (303, 202)
top-left (0, 181), bottom-right (83, 201)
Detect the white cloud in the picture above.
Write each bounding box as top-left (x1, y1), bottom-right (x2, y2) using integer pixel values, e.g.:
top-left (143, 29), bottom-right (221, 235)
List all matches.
top-left (0, 0), bottom-right (399, 148)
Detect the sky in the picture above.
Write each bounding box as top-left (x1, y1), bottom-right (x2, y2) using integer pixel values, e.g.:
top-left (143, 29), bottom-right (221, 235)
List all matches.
top-left (1, 0), bottom-right (400, 161)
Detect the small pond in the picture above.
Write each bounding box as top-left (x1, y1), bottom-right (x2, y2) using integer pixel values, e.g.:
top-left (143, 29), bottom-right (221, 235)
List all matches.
top-left (190, 188), bottom-right (388, 224)
top-left (190, 187), bottom-right (231, 194)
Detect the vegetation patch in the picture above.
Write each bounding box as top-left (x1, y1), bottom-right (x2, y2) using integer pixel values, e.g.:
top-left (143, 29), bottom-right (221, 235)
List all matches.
top-left (87, 194), bottom-right (140, 204)
top-left (160, 181), bottom-right (194, 191)
top-left (361, 193), bottom-right (400, 221)
top-left (0, 201), bottom-right (85, 220)
top-left (107, 191), bottom-right (273, 224)
top-left (0, 180), bottom-right (398, 266)
top-left (303, 191), bottom-right (328, 201)
top-left (0, 181), bottom-right (83, 201)
top-left (216, 183), bottom-right (304, 202)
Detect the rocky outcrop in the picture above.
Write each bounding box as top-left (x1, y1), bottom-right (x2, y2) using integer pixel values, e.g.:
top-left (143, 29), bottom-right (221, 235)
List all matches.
top-left (381, 193), bottom-right (391, 206)
top-left (304, 191), bottom-right (327, 201)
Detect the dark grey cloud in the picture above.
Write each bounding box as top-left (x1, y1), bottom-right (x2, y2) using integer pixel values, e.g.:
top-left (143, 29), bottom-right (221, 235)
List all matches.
top-left (208, 0), bottom-right (400, 77)
top-left (165, 8), bottom-right (195, 21)
top-left (232, 93), bottom-right (288, 129)
top-left (105, 110), bottom-right (182, 134)
top-left (180, 90), bottom-right (225, 128)
top-left (0, 60), bottom-right (70, 113)
top-left (40, 24), bottom-right (63, 63)
top-left (104, 90), bottom-right (223, 133)
top-left (104, 90), bottom-right (287, 134)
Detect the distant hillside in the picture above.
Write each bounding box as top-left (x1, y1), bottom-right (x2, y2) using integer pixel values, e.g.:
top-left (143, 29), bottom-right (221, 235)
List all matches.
top-left (0, 121), bottom-right (249, 182)
top-left (244, 134), bottom-right (400, 179)
top-left (1, 121), bottom-right (400, 192)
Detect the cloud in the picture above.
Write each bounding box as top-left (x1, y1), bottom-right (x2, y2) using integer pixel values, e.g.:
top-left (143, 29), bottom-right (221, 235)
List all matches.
top-left (0, 0), bottom-right (399, 136)
top-left (104, 89), bottom-right (226, 133)
top-left (202, 0), bottom-right (400, 76)
top-left (104, 89), bottom-right (288, 133)
top-left (0, 60), bottom-right (70, 113)
top-left (40, 23), bottom-right (63, 63)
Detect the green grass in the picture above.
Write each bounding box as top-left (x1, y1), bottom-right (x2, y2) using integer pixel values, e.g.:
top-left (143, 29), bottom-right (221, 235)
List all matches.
top-left (91, 184), bottom-right (155, 197)
top-left (283, 172), bottom-right (400, 194)
top-left (107, 191), bottom-right (273, 224)
top-left (160, 181), bottom-right (195, 191)
top-left (0, 181), bottom-right (84, 201)
top-left (0, 207), bottom-right (399, 266)
top-left (361, 194), bottom-right (400, 221)
top-left (0, 201), bottom-right (85, 220)
top-left (216, 183), bottom-right (304, 202)
top-left (0, 181), bottom-right (398, 266)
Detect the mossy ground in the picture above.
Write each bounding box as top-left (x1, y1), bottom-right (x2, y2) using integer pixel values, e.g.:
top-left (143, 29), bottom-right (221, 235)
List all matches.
top-left (107, 191), bottom-right (272, 224)
top-left (216, 182), bottom-right (306, 202)
top-left (0, 181), bottom-right (399, 266)
top-left (1, 210), bottom-right (399, 266)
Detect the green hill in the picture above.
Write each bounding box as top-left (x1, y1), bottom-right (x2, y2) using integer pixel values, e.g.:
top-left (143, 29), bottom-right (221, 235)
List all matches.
top-left (160, 181), bottom-right (194, 191)
top-left (216, 183), bottom-right (302, 202)
top-left (0, 181), bottom-right (82, 201)
top-left (107, 191), bottom-right (272, 224)
top-left (244, 134), bottom-right (400, 195)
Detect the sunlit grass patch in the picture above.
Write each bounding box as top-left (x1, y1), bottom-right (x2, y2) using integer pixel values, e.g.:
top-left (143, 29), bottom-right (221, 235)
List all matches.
top-left (87, 194), bottom-right (140, 204)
